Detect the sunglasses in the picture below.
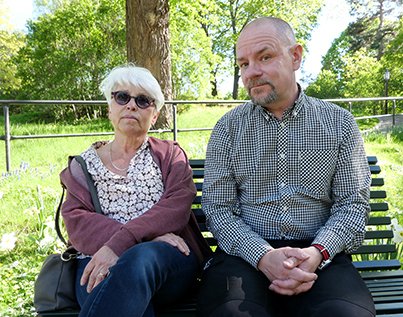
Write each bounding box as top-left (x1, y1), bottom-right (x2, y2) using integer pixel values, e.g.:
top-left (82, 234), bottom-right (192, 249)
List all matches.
top-left (111, 91), bottom-right (155, 109)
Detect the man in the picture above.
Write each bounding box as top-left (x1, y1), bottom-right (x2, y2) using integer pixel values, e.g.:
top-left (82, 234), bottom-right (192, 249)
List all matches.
top-left (197, 17), bottom-right (375, 317)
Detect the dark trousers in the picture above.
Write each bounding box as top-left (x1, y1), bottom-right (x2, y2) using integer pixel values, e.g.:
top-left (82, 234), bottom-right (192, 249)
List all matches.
top-left (197, 244), bottom-right (375, 317)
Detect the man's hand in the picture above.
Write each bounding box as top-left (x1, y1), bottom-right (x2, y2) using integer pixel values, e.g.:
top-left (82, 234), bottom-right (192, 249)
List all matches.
top-left (81, 245), bottom-right (118, 293)
top-left (258, 247), bottom-right (318, 296)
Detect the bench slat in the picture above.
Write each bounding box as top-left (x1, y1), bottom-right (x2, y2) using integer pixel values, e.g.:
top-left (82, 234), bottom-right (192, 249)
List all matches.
top-left (354, 244), bottom-right (396, 254)
top-left (353, 259), bottom-right (402, 271)
top-left (365, 230), bottom-right (394, 239)
top-left (371, 202), bottom-right (390, 212)
top-left (368, 217), bottom-right (392, 225)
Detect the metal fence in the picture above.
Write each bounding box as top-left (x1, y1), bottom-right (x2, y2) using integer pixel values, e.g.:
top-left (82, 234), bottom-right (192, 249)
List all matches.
top-left (1, 96), bottom-right (402, 172)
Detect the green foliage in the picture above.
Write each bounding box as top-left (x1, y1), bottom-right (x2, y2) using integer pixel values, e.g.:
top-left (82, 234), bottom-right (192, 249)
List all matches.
top-left (15, 0), bottom-right (126, 119)
top-left (305, 69), bottom-right (341, 99)
top-left (170, 0), bottom-right (324, 99)
top-left (170, 1), bottom-right (221, 99)
top-left (0, 30), bottom-right (25, 98)
top-left (307, 14), bottom-right (402, 102)
top-left (381, 18), bottom-right (403, 97)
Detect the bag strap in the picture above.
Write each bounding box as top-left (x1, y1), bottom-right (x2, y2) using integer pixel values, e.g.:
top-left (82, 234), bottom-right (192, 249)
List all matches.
top-left (55, 186), bottom-right (67, 245)
top-left (74, 155), bottom-right (103, 215)
top-left (55, 155), bottom-right (102, 245)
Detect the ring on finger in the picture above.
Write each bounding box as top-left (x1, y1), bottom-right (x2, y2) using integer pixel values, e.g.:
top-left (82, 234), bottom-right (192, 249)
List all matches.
top-left (98, 270), bottom-right (110, 278)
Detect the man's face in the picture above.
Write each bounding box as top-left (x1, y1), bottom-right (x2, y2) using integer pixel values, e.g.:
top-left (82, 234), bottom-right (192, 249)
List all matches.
top-left (236, 22), bottom-right (301, 110)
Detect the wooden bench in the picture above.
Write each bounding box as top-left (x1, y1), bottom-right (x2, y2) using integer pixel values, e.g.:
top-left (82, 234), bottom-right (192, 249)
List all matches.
top-left (38, 156), bottom-right (403, 317)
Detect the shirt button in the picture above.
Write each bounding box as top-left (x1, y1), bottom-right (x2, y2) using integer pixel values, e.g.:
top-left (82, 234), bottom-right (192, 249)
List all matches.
top-left (283, 206), bottom-right (288, 211)
top-left (279, 153), bottom-right (286, 159)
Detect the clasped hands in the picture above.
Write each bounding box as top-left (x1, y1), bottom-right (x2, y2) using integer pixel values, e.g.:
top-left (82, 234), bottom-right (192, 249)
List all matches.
top-left (257, 246), bottom-right (323, 296)
top-left (81, 232), bottom-right (189, 293)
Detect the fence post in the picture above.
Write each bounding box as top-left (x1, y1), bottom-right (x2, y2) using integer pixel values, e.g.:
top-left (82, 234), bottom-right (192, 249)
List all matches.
top-left (392, 99), bottom-right (396, 126)
top-left (3, 105), bottom-right (11, 172)
top-left (172, 103), bottom-right (178, 141)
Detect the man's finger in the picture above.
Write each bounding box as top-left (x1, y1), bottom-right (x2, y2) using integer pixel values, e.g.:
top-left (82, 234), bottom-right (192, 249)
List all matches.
top-left (289, 267), bottom-right (317, 283)
top-left (283, 247), bottom-right (310, 261)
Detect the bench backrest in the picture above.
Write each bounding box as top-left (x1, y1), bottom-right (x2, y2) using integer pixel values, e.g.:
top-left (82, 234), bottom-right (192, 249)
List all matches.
top-left (189, 156), bottom-right (401, 272)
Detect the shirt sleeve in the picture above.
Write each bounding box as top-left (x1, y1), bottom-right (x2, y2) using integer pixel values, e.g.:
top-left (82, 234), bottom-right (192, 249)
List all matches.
top-left (202, 117), bottom-right (272, 268)
top-left (312, 112), bottom-right (371, 258)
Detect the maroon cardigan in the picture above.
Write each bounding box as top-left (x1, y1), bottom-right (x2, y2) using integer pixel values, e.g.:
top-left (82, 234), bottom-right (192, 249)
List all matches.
top-left (60, 137), bottom-right (211, 264)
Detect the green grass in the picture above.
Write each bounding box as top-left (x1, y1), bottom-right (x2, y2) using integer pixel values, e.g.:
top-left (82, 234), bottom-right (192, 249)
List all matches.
top-left (0, 105), bottom-right (402, 316)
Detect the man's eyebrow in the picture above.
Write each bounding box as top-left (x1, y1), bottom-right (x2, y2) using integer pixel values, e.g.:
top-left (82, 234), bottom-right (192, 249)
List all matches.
top-left (236, 46), bottom-right (271, 62)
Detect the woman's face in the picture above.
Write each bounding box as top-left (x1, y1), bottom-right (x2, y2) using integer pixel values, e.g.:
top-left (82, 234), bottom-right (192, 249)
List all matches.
top-left (108, 84), bottom-right (159, 138)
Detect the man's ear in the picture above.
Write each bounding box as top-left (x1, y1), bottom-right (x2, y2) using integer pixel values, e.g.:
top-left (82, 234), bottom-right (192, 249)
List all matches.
top-left (290, 44), bottom-right (303, 70)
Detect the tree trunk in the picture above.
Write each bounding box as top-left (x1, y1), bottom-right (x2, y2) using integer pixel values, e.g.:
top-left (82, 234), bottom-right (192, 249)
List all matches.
top-left (126, 0), bottom-right (173, 129)
top-left (232, 44), bottom-right (240, 99)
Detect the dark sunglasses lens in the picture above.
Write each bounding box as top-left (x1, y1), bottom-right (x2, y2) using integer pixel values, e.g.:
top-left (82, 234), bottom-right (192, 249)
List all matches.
top-left (115, 92), bottom-right (131, 105)
top-left (135, 95), bottom-right (151, 109)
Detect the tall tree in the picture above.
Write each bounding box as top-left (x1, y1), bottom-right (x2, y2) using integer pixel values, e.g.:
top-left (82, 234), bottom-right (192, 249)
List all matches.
top-left (126, 0), bottom-right (172, 128)
top-left (187, 0), bottom-right (324, 99)
top-left (16, 0), bottom-right (126, 119)
top-left (347, 0), bottom-right (402, 59)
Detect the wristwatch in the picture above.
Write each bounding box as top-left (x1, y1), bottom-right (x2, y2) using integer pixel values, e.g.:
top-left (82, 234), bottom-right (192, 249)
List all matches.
top-left (312, 244), bottom-right (332, 270)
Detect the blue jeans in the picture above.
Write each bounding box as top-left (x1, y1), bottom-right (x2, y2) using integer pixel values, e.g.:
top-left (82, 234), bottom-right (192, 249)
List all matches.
top-left (76, 241), bottom-right (199, 317)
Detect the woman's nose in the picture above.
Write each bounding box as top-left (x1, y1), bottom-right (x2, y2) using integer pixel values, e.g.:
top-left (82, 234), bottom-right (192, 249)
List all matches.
top-left (126, 99), bottom-right (138, 110)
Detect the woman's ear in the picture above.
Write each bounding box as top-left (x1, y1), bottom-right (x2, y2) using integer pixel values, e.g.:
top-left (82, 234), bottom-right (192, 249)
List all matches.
top-left (151, 110), bottom-right (160, 126)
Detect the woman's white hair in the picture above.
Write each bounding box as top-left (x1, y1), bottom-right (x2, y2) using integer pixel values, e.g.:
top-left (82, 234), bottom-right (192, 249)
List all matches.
top-left (99, 64), bottom-right (165, 111)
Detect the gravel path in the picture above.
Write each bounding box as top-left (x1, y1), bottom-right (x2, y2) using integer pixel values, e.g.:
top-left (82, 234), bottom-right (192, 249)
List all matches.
top-left (370, 114), bottom-right (403, 132)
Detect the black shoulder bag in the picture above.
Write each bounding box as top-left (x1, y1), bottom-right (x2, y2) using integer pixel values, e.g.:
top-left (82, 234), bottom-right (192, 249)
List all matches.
top-left (34, 155), bottom-right (102, 313)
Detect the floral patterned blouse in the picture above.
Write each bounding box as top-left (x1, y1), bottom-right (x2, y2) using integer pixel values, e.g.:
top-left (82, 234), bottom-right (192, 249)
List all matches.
top-left (81, 139), bottom-right (164, 224)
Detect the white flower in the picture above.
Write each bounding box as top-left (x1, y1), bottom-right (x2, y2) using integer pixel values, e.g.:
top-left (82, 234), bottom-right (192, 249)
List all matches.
top-left (392, 227), bottom-right (403, 244)
top-left (391, 218), bottom-right (399, 228)
top-left (44, 216), bottom-right (55, 230)
top-left (39, 234), bottom-right (55, 249)
top-left (0, 232), bottom-right (17, 251)
top-left (390, 218), bottom-right (403, 244)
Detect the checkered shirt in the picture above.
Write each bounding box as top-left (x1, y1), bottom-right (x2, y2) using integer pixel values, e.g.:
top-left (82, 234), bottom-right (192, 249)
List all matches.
top-left (202, 91), bottom-right (371, 268)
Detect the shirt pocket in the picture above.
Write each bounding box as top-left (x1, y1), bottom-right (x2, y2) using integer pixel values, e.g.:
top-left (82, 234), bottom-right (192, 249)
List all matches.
top-left (299, 149), bottom-right (338, 197)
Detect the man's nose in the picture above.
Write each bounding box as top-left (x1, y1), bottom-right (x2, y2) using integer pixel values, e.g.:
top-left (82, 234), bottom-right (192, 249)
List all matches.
top-left (243, 62), bottom-right (263, 79)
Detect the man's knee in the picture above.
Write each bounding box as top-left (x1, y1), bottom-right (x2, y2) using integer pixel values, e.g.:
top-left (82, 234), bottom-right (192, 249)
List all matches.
top-left (309, 298), bottom-right (375, 317)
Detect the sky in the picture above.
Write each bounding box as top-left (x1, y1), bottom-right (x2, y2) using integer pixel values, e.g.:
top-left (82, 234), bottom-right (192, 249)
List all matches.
top-left (4, 0), bottom-right (354, 86)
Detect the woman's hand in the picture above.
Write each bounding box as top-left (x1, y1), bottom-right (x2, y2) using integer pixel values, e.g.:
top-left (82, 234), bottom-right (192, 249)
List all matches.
top-left (152, 233), bottom-right (190, 256)
top-left (81, 245), bottom-right (118, 293)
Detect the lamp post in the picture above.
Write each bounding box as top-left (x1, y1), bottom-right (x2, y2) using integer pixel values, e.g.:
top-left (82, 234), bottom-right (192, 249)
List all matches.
top-left (384, 69), bottom-right (390, 114)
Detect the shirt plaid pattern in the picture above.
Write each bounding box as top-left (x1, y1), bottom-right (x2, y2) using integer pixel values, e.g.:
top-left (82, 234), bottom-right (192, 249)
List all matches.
top-left (202, 91), bottom-right (371, 268)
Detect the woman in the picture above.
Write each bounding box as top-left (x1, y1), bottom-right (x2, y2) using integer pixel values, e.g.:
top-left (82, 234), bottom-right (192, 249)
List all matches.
top-left (60, 64), bottom-right (211, 317)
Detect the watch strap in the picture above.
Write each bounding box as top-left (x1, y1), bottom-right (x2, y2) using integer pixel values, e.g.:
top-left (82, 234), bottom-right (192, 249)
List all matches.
top-left (312, 244), bottom-right (332, 270)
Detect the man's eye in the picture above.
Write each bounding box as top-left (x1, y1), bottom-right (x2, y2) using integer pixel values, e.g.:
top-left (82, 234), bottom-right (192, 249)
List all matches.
top-left (262, 55), bottom-right (271, 61)
top-left (239, 63), bottom-right (248, 69)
